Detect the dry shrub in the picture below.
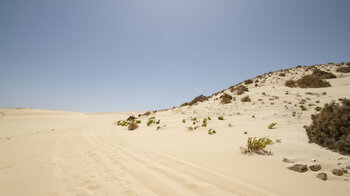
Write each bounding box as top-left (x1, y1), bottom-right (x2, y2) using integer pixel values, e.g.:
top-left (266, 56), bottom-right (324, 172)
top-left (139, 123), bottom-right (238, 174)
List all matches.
top-left (244, 79), bottom-right (253, 85)
top-left (305, 99), bottom-right (350, 154)
top-left (285, 80), bottom-right (297, 88)
top-left (241, 96), bottom-right (251, 102)
top-left (231, 85), bottom-right (249, 95)
top-left (181, 95), bottom-right (208, 107)
top-left (312, 68), bottom-right (336, 79)
top-left (220, 93), bottom-right (233, 104)
top-left (297, 75), bottom-right (331, 88)
top-left (128, 122), bottom-right (139, 130)
top-left (142, 111), bottom-right (151, 116)
top-left (279, 73), bottom-right (286, 77)
top-left (336, 67), bottom-right (350, 73)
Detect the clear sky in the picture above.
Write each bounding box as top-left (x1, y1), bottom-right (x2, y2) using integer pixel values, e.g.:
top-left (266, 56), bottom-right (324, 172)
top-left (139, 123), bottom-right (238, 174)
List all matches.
top-left (1, 0), bottom-right (349, 112)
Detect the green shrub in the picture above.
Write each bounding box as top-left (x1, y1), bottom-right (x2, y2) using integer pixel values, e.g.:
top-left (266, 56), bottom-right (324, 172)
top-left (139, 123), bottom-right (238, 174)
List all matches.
top-left (240, 137), bottom-right (273, 154)
top-left (305, 99), bottom-right (350, 154)
top-left (208, 129), bottom-right (216, 135)
top-left (300, 105), bottom-right (307, 111)
top-left (268, 122), bottom-right (277, 129)
top-left (315, 106), bottom-right (322, 111)
top-left (182, 119), bottom-right (186, 123)
top-left (156, 120), bottom-right (160, 124)
top-left (128, 122), bottom-right (139, 130)
top-left (208, 117), bottom-right (211, 120)
top-left (312, 68), bottom-right (336, 79)
top-left (136, 120), bottom-right (141, 124)
top-left (296, 75), bottom-right (331, 88)
top-left (202, 123), bottom-right (207, 127)
top-left (218, 116), bottom-right (224, 120)
top-left (336, 67), bottom-right (350, 73)
top-left (241, 96), bottom-right (251, 102)
top-left (147, 120), bottom-right (153, 126)
top-left (244, 131), bottom-right (248, 134)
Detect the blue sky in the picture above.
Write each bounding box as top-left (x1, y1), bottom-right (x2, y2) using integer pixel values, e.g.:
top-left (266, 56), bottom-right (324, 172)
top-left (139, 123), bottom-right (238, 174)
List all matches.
top-left (1, 0), bottom-right (349, 112)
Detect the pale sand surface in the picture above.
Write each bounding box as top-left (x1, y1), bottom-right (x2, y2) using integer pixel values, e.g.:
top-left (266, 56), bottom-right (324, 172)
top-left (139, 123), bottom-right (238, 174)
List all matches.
top-left (1, 64), bottom-right (350, 195)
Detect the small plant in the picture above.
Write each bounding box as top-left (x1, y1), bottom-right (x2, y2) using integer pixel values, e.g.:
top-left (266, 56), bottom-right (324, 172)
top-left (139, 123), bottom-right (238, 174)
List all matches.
top-left (136, 120), bottom-right (141, 124)
top-left (279, 73), bottom-right (286, 77)
top-left (208, 116), bottom-right (211, 120)
top-left (147, 120), bottom-right (153, 126)
top-left (182, 119), bottom-right (186, 123)
top-left (316, 100), bottom-right (320, 103)
top-left (244, 131), bottom-right (248, 134)
top-left (240, 137), bottom-right (273, 154)
top-left (275, 139), bottom-right (282, 143)
top-left (315, 106), bottom-right (322, 111)
top-left (208, 129), bottom-right (216, 135)
top-left (202, 123), bottom-right (207, 127)
top-left (156, 126), bottom-right (161, 130)
top-left (128, 122), bottom-right (139, 130)
top-left (231, 85), bottom-right (249, 95)
top-left (156, 120), bottom-right (160, 124)
top-left (241, 96), bottom-right (251, 102)
top-left (292, 111), bottom-right (296, 116)
top-left (218, 116), bottom-right (224, 120)
top-left (300, 105), bottom-right (307, 111)
top-left (268, 122), bottom-right (277, 129)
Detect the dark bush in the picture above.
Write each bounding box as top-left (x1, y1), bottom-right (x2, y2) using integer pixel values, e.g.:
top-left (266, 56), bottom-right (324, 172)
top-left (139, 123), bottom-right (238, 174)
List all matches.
top-left (279, 73), bottom-right (286, 77)
top-left (336, 67), bottom-right (350, 73)
top-left (241, 96), bottom-right (251, 102)
top-left (244, 79), bottom-right (253, 85)
top-left (220, 93), bottom-right (233, 104)
top-left (231, 85), bottom-right (249, 95)
top-left (285, 80), bottom-right (297, 88)
top-left (128, 122), bottom-right (139, 130)
top-left (296, 75), bottom-right (331, 88)
top-left (312, 68), bottom-right (336, 79)
top-left (305, 99), bottom-right (350, 154)
top-left (181, 94), bottom-right (208, 106)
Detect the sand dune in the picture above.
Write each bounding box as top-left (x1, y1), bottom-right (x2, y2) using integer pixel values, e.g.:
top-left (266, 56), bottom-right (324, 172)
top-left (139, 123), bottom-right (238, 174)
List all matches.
top-left (1, 63), bottom-right (350, 195)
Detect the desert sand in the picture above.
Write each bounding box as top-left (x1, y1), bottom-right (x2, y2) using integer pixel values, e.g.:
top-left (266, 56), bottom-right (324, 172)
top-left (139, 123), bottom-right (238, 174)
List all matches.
top-left (1, 63), bottom-right (350, 196)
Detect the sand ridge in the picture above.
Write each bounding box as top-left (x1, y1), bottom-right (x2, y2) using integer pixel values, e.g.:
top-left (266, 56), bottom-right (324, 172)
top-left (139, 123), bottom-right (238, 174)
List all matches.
top-left (1, 63), bottom-right (350, 195)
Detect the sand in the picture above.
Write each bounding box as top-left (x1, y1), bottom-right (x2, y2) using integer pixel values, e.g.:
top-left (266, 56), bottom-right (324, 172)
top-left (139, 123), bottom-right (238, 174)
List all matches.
top-left (1, 64), bottom-right (350, 195)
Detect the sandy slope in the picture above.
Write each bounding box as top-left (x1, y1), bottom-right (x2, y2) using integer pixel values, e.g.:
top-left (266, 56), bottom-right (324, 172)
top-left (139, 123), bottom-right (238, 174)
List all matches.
top-left (1, 64), bottom-right (350, 195)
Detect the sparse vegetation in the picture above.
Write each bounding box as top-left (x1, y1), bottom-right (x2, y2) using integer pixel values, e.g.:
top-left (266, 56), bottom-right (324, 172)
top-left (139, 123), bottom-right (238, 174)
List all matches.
top-left (241, 96), bottom-right (251, 102)
top-left (240, 137), bottom-right (273, 154)
top-left (315, 106), bottom-right (322, 111)
top-left (182, 119), bottom-right (186, 123)
top-left (305, 99), bottom-right (350, 154)
top-left (336, 67), bottom-right (350, 73)
top-left (218, 116), bottom-right (224, 120)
